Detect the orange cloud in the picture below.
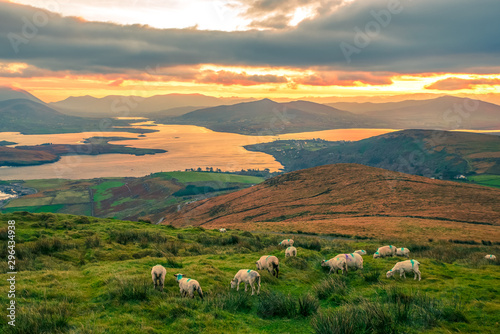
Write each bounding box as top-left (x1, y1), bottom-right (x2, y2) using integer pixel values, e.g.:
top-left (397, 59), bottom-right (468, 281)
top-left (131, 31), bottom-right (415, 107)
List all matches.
top-left (425, 77), bottom-right (500, 90)
top-left (295, 71), bottom-right (393, 86)
top-left (196, 70), bottom-right (288, 86)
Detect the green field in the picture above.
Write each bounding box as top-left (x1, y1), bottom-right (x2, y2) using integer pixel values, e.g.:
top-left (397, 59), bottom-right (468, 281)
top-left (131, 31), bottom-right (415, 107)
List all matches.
top-left (154, 171), bottom-right (264, 184)
top-left (1, 172), bottom-right (266, 221)
top-left (0, 212), bottom-right (498, 333)
top-left (469, 175), bottom-right (500, 188)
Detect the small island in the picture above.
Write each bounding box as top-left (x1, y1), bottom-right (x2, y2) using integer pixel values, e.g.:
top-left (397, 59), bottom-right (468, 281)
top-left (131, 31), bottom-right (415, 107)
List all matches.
top-left (0, 136), bottom-right (166, 167)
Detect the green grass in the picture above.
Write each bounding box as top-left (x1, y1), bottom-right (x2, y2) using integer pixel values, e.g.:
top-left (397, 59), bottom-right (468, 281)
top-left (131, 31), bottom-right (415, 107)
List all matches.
top-left (154, 171), bottom-right (264, 184)
top-left (469, 175), bottom-right (500, 188)
top-left (91, 181), bottom-right (125, 202)
top-left (1, 204), bottom-right (65, 213)
top-left (4, 197), bottom-right (53, 208)
top-left (0, 212), bottom-right (499, 333)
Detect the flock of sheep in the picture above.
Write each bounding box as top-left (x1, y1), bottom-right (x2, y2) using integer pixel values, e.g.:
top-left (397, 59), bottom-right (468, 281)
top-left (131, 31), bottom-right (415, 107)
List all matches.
top-left (150, 235), bottom-right (498, 299)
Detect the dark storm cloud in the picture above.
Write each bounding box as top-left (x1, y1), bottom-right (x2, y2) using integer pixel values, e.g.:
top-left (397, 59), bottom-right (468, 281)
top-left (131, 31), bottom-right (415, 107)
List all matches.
top-left (0, 0), bottom-right (499, 75)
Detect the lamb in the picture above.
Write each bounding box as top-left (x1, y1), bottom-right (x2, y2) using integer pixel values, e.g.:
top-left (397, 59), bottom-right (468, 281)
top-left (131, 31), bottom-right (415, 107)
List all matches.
top-left (285, 246), bottom-right (297, 257)
top-left (173, 274), bottom-right (204, 299)
top-left (321, 257), bottom-right (347, 275)
top-left (219, 228), bottom-right (227, 233)
top-left (256, 255), bottom-right (280, 278)
top-left (386, 259), bottom-right (421, 281)
top-left (373, 245), bottom-right (397, 258)
top-left (279, 239), bottom-right (294, 247)
top-left (230, 269), bottom-right (261, 295)
top-left (396, 247), bottom-right (410, 258)
top-left (151, 265), bottom-right (167, 291)
top-left (485, 254), bottom-right (497, 261)
top-left (339, 253), bottom-right (363, 271)
top-left (354, 250), bottom-right (367, 255)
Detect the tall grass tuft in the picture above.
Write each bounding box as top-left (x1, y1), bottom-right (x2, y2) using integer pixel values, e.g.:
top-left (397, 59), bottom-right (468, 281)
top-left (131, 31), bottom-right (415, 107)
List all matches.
top-left (13, 301), bottom-right (71, 334)
top-left (207, 290), bottom-right (253, 312)
top-left (298, 294), bottom-right (319, 317)
top-left (257, 291), bottom-right (297, 318)
top-left (313, 276), bottom-right (347, 301)
top-left (108, 278), bottom-right (152, 302)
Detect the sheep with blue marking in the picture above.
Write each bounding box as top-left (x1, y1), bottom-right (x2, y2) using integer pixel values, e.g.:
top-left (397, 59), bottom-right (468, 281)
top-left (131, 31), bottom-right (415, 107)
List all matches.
top-left (373, 245), bottom-right (397, 258)
top-left (173, 274), bottom-right (204, 299)
top-left (230, 269), bottom-right (261, 295)
top-left (279, 239), bottom-right (294, 247)
top-left (151, 265), bottom-right (167, 292)
top-left (338, 253), bottom-right (363, 272)
top-left (396, 247), bottom-right (410, 258)
top-left (321, 257), bottom-right (347, 275)
top-left (354, 250), bottom-right (367, 256)
top-left (256, 255), bottom-right (280, 278)
top-left (485, 254), bottom-right (497, 261)
top-left (285, 246), bottom-right (297, 257)
top-left (386, 259), bottom-right (421, 281)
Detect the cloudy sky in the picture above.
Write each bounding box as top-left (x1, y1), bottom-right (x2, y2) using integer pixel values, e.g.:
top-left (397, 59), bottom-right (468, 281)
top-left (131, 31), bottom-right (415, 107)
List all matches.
top-left (1, 0), bottom-right (499, 102)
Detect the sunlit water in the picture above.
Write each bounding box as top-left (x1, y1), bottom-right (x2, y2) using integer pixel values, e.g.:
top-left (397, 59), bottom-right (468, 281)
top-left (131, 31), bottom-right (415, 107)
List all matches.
top-left (0, 191), bottom-right (17, 201)
top-left (0, 123), bottom-right (397, 180)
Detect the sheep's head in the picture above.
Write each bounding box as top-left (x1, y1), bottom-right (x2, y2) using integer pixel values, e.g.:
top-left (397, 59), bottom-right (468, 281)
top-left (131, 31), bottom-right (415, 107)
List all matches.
top-left (230, 279), bottom-right (237, 289)
top-left (373, 252), bottom-right (380, 259)
top-left (255, 262), bottom-right (261, 270)
top-left (320, 260), bottom-right (326, 267)
top-left (386, 269), bottom-right (394, 278)
top-left (173, 273), bottom-right (184, 281)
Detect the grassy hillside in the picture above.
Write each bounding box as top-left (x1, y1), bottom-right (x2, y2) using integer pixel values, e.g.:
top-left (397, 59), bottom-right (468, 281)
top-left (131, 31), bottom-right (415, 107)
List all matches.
top-left (246, 130), bottom-right (500, 178)
top-left (160, 99), bottom-right (386, 135)
top-left (1, 172), bottom-right (265, 221)
top-left (164, 164), bottom-right (500, 242)
top-left (0, 212), bottom-right (498, 333)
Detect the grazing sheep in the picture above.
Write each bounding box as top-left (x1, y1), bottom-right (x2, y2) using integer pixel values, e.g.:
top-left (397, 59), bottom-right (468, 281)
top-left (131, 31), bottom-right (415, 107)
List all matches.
top-left (386, 259), bottom-right (421, 281)
top-left (256, 255), bottom-right (280, 278)
top-left (485, 254), bottom-right (497, 261)
top-left (396, 247), bottom-right (410, 258)
top-left (279, 239), bottom-right (294, 247)
top-left (219, 228), bottom-right (227, 233)
top-left (173, 274), bottom-right (204, 299)
top-left (321, 257), bottom-right (347, 275)
top-left (354, 250), bottom-right (367, 256)
top-left (285, 246), bottom-right (297, 257)
top-left (373, 245), bottom-right (397, 258)
top-left (230, 269), bottom-right (261, 295)
top-left (151, 265), bottom-right (167, 292)
top-left (338, 253), bottom-right (363, 271)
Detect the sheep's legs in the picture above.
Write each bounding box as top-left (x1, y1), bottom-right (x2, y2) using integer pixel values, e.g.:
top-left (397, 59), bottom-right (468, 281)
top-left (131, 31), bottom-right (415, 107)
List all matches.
top-left (244, 283), bottom-right (248, 292)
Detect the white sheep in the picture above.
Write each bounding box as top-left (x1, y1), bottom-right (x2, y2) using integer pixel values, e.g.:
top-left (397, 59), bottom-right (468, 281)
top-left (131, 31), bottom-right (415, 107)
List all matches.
top-left (279, 239), bottom-right (294, 247)
top-left (321, 257), bottom-right (347, 275)
top-left (485, 254), bottom-right (497, 261)
top-left (373, 245), bottom-right (397, 258)
top-left (285, 246), bottom-right (297, 257)
top-left (173, 274), bottom-right (204, 299)
top-left (396, 247), bottom-right (410, 258)
top-left (338, 253), bottom-right (363, 271)
top-left (219, 228), bottom-right (227, 233)
top-left (230, 269), bottom-right (261, 295)
top-left (386, 259), bottom-right (421, 281)
top-left (256, 255), bottom-right (280, 278)
top-left (354, 250), bottom-right (367, 255)
top-left (151, 265), bottom-right (167, 292)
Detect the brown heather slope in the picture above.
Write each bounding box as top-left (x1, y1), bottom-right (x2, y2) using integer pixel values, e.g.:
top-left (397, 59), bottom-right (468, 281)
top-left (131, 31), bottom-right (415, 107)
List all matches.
top-left (163, 164), bottom-right (500, 241)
